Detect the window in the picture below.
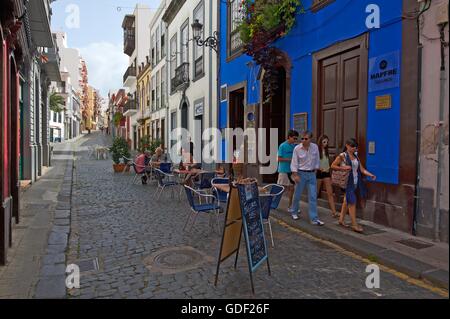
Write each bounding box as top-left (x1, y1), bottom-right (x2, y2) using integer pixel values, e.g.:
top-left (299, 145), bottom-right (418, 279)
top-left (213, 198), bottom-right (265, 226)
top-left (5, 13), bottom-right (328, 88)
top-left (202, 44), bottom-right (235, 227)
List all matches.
top-left (180, 21), bottom-right (189, 65)
top-left (161, 21), bottom-right (166, 59)
top-left (146, 80), bottom-right (150, 108)
top-left (170, 33), bottom-right (177, 92)
top-left (151, 75), bottom-right (156, 111)
top-left (161, 65), bottom-right (166, 107)
top-left (193, 1), bottom-right (204, 79)
top-left (170, 111), bottom-right (177, 148)
top-left (53, 111), bottom-right (57, 122)
top-left (151, 34), bottom-right (156, 66)
top-left (228, 0), bottom-right (244, 57)
top-left (156, 71), bottom-right (160, 109)
top-left (156, 26), bottom-right (160, 63)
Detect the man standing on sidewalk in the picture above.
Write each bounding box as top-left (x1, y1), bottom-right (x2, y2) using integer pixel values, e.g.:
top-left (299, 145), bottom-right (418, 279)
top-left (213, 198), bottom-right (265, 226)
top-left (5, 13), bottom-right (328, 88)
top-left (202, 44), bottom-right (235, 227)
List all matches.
top-left (290, 131), bottom-right (324, 226)
top-left (277, 130), bottom-right (299, 212)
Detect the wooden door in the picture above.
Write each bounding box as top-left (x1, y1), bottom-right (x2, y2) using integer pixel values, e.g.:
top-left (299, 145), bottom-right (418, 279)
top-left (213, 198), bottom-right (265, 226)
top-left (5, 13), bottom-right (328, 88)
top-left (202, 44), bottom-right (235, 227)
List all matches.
top-left (262, 67), bottom-right (286, 183)
top-left (317, 46), bottom-right (365, 161)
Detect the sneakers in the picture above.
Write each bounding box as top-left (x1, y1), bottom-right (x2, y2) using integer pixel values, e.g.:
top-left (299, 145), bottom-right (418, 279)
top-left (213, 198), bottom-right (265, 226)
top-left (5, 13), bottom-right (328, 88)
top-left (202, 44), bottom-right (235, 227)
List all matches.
top-left (311, 219), bottom-right (325, 226)
top-left (292, 214), bottom-right (299, 220)
top-left (288, 207), bottom-right (302, 214)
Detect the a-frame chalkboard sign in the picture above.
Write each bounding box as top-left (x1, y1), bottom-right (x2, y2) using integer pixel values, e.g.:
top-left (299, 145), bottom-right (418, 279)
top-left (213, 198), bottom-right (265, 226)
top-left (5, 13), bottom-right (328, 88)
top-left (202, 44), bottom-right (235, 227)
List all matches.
top-left (214, 181), bottom-right (271, 294)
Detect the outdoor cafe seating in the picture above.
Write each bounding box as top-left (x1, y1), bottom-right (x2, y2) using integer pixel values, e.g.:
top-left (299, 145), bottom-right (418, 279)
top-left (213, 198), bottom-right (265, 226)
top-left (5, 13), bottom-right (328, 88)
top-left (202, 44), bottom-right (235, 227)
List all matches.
top-left (183, 185), bottom-right (221, 234)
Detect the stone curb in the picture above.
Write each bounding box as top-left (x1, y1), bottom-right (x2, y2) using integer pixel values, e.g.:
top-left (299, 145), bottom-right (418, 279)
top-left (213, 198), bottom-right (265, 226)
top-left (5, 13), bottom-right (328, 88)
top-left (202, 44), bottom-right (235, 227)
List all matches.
top-left (272, 210), bottom-right (449, 290)
top-left (34, 149), bottom-right (74, 299)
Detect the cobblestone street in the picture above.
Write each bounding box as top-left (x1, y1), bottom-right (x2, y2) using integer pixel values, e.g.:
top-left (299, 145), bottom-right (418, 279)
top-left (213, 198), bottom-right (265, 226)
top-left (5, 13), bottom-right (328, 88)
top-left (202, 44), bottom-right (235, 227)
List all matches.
top-left (64, 132), bottom-right (444, 299)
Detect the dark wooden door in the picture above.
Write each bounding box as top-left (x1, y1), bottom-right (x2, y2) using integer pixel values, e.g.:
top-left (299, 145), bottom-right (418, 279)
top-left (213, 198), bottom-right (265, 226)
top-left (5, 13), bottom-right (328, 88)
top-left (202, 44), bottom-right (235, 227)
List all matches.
top-left (229, 89), bottom-right (244, 131)
top-left (262, 67), bottom-right (286, 183)
top-left (318, 47), bottom-right (364, 161)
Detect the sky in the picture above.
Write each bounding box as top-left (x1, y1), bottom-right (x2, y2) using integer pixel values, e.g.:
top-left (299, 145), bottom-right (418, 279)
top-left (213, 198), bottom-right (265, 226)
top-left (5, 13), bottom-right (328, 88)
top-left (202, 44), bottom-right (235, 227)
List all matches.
top-left (51, 0), bottom-right (161, 99)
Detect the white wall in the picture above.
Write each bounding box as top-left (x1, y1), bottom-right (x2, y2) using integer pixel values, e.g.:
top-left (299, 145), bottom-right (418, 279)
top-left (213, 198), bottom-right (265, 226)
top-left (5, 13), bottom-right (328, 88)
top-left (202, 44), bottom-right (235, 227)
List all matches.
top-left (166, 0), bottom-right (218, 162)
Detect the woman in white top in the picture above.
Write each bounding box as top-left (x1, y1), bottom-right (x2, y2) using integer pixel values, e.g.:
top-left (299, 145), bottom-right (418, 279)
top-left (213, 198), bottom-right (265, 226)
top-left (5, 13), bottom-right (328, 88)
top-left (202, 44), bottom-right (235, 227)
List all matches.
top-left (317, 135), bottom-right (338, 218)
top-left (331, 138), bottom-right (376, 233)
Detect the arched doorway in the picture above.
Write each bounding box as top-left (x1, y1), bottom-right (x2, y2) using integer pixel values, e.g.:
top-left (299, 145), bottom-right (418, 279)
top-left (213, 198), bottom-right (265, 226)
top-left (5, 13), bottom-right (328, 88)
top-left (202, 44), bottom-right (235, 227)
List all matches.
top-left (260, 50), bottom-right (292, 183)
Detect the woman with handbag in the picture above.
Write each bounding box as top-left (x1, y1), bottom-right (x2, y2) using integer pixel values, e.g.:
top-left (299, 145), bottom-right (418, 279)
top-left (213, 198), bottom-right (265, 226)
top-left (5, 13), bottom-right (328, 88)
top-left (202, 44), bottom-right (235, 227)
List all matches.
top-left (331, 138), bottom-right (376, 233)
top-left (316, 135), bottom-right (338, 218)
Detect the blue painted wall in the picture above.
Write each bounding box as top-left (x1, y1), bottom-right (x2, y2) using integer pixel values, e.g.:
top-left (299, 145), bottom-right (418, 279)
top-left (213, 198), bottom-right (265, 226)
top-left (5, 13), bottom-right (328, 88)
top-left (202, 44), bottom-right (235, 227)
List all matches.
top-left (220, 0), bottom-right (404, 184)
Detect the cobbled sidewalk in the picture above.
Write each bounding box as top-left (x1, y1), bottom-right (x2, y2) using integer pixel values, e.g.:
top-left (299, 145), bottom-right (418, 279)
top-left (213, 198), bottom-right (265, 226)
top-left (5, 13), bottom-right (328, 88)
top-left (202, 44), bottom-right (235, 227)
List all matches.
top-left (64, 132), bottom-right (445, 299)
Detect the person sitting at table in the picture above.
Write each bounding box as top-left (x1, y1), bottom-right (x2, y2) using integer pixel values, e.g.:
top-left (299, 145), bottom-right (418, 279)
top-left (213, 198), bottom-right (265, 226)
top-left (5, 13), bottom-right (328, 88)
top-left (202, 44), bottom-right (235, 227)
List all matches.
top-left (135, 150), bottom-right (151, 184)
top-left (151, 147), bottom-right (163, 163)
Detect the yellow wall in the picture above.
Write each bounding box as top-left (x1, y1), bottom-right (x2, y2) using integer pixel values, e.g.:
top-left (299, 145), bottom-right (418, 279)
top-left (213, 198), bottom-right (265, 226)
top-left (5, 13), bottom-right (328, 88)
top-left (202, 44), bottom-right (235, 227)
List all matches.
top-left (137, 64), bottom-right (152, 137)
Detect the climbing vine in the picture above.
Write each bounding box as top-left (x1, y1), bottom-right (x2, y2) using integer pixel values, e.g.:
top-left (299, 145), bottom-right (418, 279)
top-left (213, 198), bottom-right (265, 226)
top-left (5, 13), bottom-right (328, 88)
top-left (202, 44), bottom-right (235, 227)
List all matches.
top-left (237, 0), bottom-right (303, 101)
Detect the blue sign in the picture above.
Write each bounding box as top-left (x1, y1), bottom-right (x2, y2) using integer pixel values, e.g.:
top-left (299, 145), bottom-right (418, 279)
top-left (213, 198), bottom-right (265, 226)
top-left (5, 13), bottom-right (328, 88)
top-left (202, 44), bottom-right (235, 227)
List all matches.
top-left (368, 51), bottom-right (400, 93)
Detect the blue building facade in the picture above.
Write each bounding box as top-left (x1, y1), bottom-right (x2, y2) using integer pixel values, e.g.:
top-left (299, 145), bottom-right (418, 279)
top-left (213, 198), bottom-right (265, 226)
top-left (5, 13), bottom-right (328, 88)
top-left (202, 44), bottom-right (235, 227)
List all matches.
top-left (219, 0), bottom-right (419, 233)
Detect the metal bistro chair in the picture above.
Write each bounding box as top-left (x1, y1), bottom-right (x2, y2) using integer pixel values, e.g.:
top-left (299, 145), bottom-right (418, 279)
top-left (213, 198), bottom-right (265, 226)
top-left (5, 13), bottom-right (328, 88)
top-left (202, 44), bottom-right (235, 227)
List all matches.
top-left (211, 177), bottom-right (229, 210)
top-left (130, 162), bottom-right (147, 185)
top-left (183, 185), bottom-right (221, 234)
top-left (159, 162), bottom-right (172, 174)
top-left (260, 184), bottom-right (285, 247)
top-left (153, 168), bottom-right (178, 200)
top-left (193, 172), bottom-right (216, 194)
top-left (121, 155), bottom-right (134, 175)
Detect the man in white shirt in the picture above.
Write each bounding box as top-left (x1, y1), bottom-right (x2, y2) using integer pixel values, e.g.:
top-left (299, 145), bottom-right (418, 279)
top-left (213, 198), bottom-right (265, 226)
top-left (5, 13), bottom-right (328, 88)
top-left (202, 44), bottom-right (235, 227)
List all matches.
top-left (290, 131), bottom-right (324, 225)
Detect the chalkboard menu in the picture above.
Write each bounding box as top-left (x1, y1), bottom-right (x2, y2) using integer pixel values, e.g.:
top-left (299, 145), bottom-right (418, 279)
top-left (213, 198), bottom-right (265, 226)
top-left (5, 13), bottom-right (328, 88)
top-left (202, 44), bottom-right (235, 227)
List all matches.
top-left (236, 183), bottom-right (268, 272)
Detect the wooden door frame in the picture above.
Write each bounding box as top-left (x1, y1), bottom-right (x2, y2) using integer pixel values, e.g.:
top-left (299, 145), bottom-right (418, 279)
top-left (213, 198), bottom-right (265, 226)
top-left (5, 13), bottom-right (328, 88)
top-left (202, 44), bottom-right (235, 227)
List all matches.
top-left (226, 80), bottom-right (247, 130)
top-left (312, 33), bottom-right (369, 160)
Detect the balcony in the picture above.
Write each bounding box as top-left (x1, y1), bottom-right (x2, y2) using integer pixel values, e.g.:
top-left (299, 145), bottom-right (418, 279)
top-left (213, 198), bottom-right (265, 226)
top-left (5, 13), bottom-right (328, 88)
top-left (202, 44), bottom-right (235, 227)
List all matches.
top-left (171, 62), bottom-right (189, 93)
top-left (122, 15), bottom-right (136, 56)
top-left (27, 0), bottom-right (53, 47)
top-left (123, 66), bottom-right (136, 87)
top-left (42, 47), bottom-right (61, 82)
top-left (123, 99), bottom-right (137, 117)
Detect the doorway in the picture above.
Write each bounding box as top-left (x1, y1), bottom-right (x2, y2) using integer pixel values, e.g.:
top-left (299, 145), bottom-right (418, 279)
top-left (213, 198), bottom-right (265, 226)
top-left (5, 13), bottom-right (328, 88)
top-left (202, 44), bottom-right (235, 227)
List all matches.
top-left (228, 87), bottom-right (245, 157)
top-left (314, 36), bottom-right (368, 162)
top-left (262, 67), bottom-right (287, 183)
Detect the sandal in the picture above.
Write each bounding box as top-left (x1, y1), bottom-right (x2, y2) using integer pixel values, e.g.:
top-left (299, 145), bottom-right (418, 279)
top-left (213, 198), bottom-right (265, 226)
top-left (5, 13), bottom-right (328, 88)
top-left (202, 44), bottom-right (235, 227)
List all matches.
top-left (351, 225), bottom-right (364, 233)
top-left (338, 221), bottom-right (350, 228)
top-left (331, 212), bottom-right (339, 218)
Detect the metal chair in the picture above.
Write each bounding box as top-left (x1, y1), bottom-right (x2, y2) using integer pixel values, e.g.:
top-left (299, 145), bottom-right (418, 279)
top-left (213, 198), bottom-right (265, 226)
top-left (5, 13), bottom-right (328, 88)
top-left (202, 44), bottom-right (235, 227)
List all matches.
top-left (183, 185), bottom-right (221, 233)
top-left (193, 172), bottom-right (216, 194)
top-left (260, 184), bottom-right (285, 247)
top-left (211, 177), bottom-right (229, 205)
top-left (159, 162), bottom-right (172, 174)
top-left (262, 184), bottom-right (285, 210)
top-left (153, 168), bottom-right (178, 200)
top-left (130, 162), bottom-right (147, 185)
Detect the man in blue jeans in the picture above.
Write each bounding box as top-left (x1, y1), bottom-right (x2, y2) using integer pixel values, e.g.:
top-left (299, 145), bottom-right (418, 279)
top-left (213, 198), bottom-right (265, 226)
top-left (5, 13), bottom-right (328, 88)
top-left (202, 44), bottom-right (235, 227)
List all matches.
top-left (290, 131), bottom-right (324, 226)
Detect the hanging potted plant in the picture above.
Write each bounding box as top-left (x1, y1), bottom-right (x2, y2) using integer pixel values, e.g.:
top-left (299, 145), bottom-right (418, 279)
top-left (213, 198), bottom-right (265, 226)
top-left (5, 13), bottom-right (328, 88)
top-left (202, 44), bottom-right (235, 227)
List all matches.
top-left (238, 0), bottom-right (303, 102)
top-left (109, 137), bottom-right (131, 173)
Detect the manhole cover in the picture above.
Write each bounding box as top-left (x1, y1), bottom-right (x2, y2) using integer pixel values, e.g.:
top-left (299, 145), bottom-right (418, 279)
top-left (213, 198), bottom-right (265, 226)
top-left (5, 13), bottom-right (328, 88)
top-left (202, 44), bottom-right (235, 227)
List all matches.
top-left (144, 246), bottom-right (213, 275)
top-left (77, 258), bottom-right (100, 272)
top-left (397, 239), bottom-right (434, 250)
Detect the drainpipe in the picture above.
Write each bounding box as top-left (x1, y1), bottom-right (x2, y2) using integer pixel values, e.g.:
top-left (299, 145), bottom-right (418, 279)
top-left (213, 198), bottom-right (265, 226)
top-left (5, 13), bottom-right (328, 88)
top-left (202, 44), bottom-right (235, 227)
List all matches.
top-left (434, 23), bottom-right (448, 242)
top-left (413, 43), bottom-right (423, 237)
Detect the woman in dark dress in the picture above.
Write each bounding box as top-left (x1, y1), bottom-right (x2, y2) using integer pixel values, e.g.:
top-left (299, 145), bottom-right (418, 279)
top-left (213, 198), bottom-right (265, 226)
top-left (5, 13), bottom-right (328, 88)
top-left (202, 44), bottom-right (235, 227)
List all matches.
top-left (331, 138), bottom-right (376, 233)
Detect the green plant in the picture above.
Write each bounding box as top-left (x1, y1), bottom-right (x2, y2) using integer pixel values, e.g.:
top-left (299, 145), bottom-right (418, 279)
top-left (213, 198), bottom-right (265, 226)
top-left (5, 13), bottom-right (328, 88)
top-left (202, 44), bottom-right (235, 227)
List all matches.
top-left (109, 137), bottom-right (130, 164)
top-left (149, 138), bottom-right (162, 154)
top-left (237, 0), bottom-right (304, 101)
top-left (113, 112), bottom-right (123, 127)
top-left (138, 135), bottom-right (151, 153)
top-left (49, 91), bottom-right (65, 113)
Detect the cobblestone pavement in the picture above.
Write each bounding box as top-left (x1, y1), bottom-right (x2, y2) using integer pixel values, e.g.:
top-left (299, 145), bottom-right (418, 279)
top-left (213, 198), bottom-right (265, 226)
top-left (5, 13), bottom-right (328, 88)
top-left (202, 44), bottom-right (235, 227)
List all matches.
top-left (66, 132), bottom-right (443, 299)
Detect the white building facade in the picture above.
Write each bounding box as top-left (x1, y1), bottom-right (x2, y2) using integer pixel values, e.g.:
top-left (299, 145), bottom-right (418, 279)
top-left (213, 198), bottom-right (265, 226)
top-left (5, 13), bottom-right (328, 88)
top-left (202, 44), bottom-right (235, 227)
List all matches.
top-left (122, 4), bottom-right (154, 150)
top-left (162, 0), bottom-right (219, 165)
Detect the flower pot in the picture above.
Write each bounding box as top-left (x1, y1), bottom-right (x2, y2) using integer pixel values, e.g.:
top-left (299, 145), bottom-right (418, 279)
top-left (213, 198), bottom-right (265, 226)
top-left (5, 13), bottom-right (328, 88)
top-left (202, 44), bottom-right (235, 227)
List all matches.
top-left (113, 163), bottom-right (129, 173)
